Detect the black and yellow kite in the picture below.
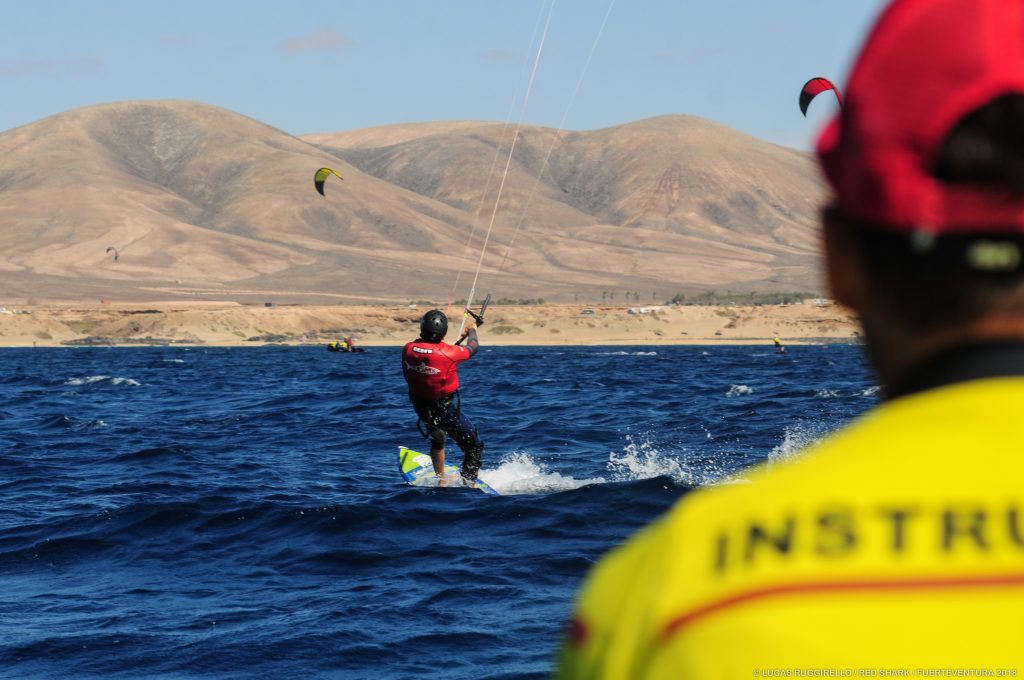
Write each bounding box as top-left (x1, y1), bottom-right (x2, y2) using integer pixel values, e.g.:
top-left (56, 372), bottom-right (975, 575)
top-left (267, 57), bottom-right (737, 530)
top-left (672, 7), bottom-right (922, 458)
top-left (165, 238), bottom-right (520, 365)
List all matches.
top-left (314, 167), bottom-right (344, 196)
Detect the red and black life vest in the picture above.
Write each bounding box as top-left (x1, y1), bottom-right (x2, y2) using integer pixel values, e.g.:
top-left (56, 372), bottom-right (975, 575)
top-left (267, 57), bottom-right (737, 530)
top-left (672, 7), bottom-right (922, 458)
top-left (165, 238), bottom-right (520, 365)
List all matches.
top-left (402, 339), bottom-right (473, 400)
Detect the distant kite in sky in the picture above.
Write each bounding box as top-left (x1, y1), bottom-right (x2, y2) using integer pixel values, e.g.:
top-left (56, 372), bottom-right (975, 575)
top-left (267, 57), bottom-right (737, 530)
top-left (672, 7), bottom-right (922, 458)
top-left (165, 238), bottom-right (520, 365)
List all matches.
top-left (314, 167), bottom-right (344, 196)
top-left (799, 77), bottom-right (842, 116)
top-left (106, 246), bottom-right (119, 261)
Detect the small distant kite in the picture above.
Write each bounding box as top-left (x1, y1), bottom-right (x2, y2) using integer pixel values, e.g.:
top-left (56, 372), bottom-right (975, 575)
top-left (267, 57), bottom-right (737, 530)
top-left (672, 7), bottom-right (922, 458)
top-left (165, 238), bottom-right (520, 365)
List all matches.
top-left (106, 246), bottom-right (119, 261)
top-left (799, 77), bottom-right (842, 116)
top-left (314, 167), bottom-right (344, 196)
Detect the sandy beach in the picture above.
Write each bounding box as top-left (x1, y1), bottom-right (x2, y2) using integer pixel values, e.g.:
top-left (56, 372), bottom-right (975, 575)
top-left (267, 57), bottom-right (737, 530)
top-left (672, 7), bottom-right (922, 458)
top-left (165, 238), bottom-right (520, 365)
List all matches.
top-left (0, 299), bottom-right (859, 347)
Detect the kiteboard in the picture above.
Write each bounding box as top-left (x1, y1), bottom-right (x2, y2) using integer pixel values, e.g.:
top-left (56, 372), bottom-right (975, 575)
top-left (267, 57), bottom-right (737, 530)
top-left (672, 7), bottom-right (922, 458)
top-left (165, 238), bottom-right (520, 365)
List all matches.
top-left (398, 446), bottom-right (498, 495)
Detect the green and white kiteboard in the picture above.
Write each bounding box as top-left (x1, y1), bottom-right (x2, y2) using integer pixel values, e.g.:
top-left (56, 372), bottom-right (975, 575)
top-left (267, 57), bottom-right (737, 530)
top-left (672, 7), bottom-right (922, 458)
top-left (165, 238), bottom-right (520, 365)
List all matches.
top-left (398, 446), bottom-right (498, 495)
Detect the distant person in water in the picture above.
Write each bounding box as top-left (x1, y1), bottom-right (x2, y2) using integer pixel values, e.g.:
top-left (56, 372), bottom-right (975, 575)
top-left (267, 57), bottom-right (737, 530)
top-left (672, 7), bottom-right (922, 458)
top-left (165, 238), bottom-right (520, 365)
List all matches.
top-left (558, 0), bottom-right (1024, 676)
top-left (402, 310), bottom-right (484, 484)
top-left (773, 335), bottom-right (785, 353)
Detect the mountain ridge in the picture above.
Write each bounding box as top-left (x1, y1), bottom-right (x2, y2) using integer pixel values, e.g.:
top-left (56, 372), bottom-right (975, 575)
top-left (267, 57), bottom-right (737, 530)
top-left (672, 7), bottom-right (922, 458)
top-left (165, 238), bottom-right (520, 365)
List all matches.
top-left (0, 99), bottom-right (827, 304)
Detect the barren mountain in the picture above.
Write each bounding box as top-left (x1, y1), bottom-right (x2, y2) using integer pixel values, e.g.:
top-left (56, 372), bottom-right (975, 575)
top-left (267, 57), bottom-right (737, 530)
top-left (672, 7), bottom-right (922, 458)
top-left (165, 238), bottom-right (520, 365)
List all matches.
top-left (0, 100), bottom-right (828, 304)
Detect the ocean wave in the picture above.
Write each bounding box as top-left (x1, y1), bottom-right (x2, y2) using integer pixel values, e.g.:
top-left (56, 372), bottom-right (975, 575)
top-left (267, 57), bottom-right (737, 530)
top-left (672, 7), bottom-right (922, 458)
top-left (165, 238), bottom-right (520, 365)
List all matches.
top-left (726, 384), bottom-right (753, 397)
top-left (587, 351), bottom-right (657, 356)
top-left (38, 414), bottom-right (74, 429)
top-left (64, 375), bottom-right (140, 387)
top-left (110, 446), bottom-right (192, 463)
top-left (63, 375), bottom-right (109, 385)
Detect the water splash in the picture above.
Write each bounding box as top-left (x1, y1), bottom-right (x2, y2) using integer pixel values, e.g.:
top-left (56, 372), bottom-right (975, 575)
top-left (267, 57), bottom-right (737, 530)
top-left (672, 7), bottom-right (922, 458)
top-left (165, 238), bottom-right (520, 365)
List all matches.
top-left (767, 422), bottom-right (833, 465)
top-left (726, 384), bottom-right (753, 397)
top-left (483, 436), bottom-right (734, 495)
top-left (608, 436), bottom-right (729, 487)
top-left (484, 451), bottom-right (602, 495)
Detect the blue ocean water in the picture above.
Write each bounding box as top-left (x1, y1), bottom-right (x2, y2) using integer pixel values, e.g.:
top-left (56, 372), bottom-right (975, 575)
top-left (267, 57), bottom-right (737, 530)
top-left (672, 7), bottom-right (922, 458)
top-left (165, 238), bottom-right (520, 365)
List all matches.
top-left (0, 344), bottom-right (876, 679)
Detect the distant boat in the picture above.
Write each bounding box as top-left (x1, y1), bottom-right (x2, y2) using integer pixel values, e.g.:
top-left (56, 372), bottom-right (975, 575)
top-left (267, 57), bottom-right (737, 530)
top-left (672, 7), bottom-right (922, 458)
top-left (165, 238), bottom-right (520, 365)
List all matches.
top-left (326, 341), bottom-right (366, 353)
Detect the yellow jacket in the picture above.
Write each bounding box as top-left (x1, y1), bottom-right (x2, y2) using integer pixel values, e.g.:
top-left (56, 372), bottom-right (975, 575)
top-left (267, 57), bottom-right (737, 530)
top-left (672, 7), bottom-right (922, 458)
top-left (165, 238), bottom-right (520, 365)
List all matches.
top-left (558, 377), bottom-right (1024, 679)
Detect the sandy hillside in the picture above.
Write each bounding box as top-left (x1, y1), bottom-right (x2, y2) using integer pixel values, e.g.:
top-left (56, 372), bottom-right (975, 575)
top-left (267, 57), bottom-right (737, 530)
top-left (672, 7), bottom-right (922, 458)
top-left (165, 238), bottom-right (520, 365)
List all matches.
top-left (0, 299), bottom-right (859, 348)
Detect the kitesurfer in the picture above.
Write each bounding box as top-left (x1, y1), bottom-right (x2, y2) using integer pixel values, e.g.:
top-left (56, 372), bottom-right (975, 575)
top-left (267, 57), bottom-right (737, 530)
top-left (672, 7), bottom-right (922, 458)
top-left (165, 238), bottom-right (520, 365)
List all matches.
top-left (402, 310), bottom-right (485, 484)
top-left (557, 0), bottom-right (1024, 676)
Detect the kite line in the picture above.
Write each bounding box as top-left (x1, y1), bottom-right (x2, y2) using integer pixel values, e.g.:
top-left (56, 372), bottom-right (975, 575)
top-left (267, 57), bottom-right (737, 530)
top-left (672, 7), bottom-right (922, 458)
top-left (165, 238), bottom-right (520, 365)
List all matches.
top-left (457, 0), bottom-right (556, 335)
top-left (497, 0), bottom-right (616, 273)
top-left (446, 0), bottom-right (554, 313)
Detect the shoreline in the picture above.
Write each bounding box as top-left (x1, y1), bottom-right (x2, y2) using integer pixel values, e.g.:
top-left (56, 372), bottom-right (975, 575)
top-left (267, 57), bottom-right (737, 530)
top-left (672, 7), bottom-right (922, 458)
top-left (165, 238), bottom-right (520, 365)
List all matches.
top-left (0, 300), bottom-right (860, 348)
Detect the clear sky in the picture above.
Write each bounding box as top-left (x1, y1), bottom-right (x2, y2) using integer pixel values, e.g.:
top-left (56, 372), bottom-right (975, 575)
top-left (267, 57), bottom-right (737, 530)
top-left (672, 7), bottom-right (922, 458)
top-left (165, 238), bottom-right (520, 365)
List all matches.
top-left (0, 1), bottom-right (889, 149)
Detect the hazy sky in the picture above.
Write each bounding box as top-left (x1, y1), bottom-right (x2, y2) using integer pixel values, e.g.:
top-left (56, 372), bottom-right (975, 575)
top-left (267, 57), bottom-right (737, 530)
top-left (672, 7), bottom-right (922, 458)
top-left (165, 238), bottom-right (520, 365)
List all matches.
top-left (0, 1), bottom-right (889, 149)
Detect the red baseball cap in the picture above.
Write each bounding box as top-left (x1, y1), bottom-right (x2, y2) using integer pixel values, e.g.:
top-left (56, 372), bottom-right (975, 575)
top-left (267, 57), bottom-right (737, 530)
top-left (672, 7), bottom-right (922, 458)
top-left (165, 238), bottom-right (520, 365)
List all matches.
top-left (817, 0), bottom-right (1024, 235)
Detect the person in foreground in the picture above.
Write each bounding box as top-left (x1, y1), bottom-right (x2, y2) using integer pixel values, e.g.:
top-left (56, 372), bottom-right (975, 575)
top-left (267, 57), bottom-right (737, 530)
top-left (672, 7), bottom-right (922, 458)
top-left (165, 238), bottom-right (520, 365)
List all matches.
top-left (402, 309), bottom-right (485, 484)
top-left (557, 0), bottom-right (1024, 676)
